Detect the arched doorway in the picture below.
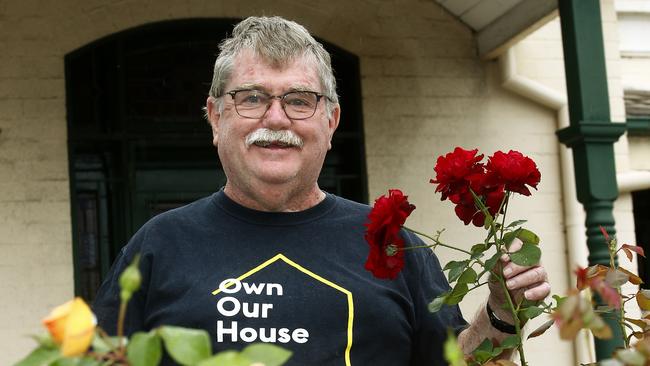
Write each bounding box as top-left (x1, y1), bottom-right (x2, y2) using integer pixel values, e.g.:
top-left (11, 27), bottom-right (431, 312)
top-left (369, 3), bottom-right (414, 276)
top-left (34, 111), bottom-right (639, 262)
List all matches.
top-left (65, 19), bottom-right (367, 301)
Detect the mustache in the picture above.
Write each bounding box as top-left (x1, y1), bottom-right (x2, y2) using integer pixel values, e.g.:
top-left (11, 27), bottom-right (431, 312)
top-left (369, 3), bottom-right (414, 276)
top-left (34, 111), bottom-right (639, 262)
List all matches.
top-left (245, 128), bottom-right (304, 148)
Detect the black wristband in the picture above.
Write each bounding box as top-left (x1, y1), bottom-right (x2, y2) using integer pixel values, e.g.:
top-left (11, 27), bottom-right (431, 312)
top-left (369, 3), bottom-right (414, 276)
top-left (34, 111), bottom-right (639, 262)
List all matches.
top-left (486, 302), bottom-right (517, 334)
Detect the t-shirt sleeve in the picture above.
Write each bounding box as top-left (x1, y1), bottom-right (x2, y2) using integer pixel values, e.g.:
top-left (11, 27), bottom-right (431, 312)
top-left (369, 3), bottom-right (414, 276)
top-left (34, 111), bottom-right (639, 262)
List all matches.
top-left (402, 230), bottom-right (468, 365)
top-left (92, 229), bottom-right (150, 336)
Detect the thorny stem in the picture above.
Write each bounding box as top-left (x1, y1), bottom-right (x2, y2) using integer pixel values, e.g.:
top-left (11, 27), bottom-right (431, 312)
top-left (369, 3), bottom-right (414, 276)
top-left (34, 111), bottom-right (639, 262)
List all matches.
top-left (609, 245), bottom-right (630, 348)
top-left (403, 226), bottom-right (473, 256)
top-left (495, 194), bottom-right (527, 366)
top-left (497, 274), bottom-right (527, 366)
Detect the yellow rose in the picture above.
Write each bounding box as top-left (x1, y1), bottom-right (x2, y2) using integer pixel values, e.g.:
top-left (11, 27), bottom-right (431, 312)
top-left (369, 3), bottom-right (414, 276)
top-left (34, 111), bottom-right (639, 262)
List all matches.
top-left (42, 297), bottom-right (96, 356)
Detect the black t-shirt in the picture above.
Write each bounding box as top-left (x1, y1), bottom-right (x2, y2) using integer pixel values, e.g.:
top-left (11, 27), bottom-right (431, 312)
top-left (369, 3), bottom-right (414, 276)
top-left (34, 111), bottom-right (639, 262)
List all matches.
top-left (93, 191), bottom-right (467, 365)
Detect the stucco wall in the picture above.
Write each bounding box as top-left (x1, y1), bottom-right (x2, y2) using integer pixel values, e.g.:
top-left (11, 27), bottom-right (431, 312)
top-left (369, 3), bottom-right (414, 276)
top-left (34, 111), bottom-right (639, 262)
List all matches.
top-left (0, 0), bottom-right (630, 365)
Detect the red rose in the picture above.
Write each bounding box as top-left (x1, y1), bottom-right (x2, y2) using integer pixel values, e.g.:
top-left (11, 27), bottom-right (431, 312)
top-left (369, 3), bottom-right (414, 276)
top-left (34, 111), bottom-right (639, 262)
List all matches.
top-left (485, 150), bottom-right (541, 196)
top-left (364, 189), bottom-right (416, 279)
top-left (430, 147), bottom-right (484, 204)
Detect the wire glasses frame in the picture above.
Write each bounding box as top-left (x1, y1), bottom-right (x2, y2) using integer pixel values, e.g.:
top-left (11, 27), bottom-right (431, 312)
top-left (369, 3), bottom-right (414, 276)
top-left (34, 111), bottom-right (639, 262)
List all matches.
top-left (225, 89), bottom-right (330, 120)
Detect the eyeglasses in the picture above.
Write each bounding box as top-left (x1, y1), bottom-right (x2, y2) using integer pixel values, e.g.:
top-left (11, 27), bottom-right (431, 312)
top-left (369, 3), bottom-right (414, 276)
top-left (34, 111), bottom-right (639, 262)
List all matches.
top-left (225, 89), bottom-right (329, 120)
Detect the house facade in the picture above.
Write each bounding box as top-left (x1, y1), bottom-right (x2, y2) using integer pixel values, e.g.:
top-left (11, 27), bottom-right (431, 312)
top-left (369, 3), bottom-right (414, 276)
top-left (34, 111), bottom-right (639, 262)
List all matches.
top-left (1, 0), bottom-right (648, 364)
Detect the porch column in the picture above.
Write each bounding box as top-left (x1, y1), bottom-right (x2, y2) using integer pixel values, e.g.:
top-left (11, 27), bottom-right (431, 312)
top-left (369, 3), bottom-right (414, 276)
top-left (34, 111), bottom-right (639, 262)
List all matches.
top-left (556, 0), bottom-right (627, 359)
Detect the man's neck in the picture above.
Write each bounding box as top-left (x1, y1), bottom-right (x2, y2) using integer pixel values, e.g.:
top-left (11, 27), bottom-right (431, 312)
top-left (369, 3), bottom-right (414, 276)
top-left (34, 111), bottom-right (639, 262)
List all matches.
top-left (223, 183), bottom-right (326, 212)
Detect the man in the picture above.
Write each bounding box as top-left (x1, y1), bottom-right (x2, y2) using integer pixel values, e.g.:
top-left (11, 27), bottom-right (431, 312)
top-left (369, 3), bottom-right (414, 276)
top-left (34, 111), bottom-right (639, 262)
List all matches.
top-left (94, 16), bottom-right (550, 365)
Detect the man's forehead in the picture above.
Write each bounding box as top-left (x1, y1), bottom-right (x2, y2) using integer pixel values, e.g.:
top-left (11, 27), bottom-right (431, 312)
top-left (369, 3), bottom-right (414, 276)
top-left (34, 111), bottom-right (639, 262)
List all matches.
top-left (227, 50), bottom-right (321, 90)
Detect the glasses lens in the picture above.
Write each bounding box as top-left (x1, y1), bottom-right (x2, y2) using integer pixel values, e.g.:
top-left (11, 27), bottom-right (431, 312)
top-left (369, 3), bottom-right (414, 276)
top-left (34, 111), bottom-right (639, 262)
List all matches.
top-left (233, 90), bottom-right (269, 118)
top-left (283, 92), bottom-right (318, 119)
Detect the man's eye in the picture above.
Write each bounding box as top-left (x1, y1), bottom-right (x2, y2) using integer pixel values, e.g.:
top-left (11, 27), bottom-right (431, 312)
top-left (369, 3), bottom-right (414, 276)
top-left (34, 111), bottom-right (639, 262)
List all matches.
top-left (242, 94), bottom-right (262, 104)
top-left (285, 94), bottom-right (315, 107)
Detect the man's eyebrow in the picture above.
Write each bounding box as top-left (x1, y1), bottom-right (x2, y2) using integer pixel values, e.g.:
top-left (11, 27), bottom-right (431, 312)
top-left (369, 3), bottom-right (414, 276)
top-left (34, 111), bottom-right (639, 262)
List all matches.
top-left (234, 83), bottom-right (266, 91)
top-left (286, 85), bottom-right (316, 92)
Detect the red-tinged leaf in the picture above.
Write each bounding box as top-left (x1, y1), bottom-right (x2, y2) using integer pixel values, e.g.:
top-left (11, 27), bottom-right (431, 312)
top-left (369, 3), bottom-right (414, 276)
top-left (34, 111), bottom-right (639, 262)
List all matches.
top-left (624, 317), bottom-right (650, 331)
top-left (622, 244), bottom-right (645, 259)
top-left (528, 319), bottom-right (554, 339)
top-left (575, 267), bottom-right (588, 290)
top-left (619, 267), bottom-right (644, 285)
top-left (632, 331), bottom-right (645, 339)
top-left (599, 226), bottom-right (610, 242)
top-left (586, 265), bottom-right (609, 279)
top-left (637, 290), bottom-right (650, 311)
top-left (592, 278), bottom-right (621, 309)
top-left (559, 315), bottom-right (583, 340)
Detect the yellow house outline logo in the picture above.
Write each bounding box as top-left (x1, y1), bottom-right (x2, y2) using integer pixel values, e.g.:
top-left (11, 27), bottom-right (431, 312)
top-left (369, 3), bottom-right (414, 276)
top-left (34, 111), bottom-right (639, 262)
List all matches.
top-left (211, 253), bottom-right (354, 366)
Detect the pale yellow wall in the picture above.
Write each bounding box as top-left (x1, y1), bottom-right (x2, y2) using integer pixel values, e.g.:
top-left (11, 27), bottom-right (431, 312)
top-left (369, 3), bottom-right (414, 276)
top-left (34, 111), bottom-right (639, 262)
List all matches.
top-left (0, 0), bottom-right (595, 365)
top-left (621, 45), bottom-right (650, 172)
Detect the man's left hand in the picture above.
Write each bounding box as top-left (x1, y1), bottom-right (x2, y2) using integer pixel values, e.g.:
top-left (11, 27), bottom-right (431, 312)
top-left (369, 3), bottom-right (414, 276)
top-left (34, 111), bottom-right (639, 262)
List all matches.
top-left (487, 238), bottom-right (551, 324)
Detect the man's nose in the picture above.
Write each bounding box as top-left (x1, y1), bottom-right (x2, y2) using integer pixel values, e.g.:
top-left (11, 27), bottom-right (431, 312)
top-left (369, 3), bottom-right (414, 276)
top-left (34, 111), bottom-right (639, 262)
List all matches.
top-left (262, 98), bottom-right (291, 128)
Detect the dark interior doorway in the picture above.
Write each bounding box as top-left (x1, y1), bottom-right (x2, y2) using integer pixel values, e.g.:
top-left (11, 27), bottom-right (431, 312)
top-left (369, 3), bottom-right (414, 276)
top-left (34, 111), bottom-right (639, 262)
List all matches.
top-left (65, 19), bottom-right (367, 301)
top-left (632, 189), bottom-right (650, 288)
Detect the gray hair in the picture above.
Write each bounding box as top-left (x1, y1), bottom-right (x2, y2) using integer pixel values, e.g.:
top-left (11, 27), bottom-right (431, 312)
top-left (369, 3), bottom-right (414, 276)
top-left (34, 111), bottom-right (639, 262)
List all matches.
top-left (208, 16), bottom-right (339, 114)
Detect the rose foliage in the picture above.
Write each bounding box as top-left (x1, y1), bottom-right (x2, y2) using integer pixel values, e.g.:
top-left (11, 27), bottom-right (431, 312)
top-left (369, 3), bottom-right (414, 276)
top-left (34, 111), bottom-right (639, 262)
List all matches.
top-left (364, 146), bottom-right (650, 366)
top-left (16, 257), bottom-right (292, 366)
top-left (365, 147), bottom-right (545, 365)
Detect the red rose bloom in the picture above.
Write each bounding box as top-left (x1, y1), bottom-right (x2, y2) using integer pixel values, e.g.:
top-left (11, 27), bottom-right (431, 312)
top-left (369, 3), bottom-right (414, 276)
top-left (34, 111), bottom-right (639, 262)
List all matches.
top-left (430, 147), bottom-right (484, 204)
top-left (364, 189), bottom-right (416, 279)
top-left (485, 150), bottom-right (541, 196)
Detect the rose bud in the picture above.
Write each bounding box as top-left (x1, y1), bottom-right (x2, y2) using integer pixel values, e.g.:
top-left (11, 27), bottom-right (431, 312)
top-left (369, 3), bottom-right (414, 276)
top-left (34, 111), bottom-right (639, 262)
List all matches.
top-left (42, 297), bottom-right (96, 356)
top-left (119, 254), bottom-right (142, 302)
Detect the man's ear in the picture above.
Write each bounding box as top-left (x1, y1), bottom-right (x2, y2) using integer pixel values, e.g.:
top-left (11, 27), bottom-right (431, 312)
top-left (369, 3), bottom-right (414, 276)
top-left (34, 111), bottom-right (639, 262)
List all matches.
top-left (206, 96), bottom-right (220, 147)
top-left (327, 104), bottom-right (341, 150)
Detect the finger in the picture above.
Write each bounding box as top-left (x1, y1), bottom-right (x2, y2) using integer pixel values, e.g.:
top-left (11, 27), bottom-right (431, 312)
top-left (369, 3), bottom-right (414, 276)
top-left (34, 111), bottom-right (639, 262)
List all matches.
top-left (505, 266), bottom-right (548, 290)
top-left (523, 281), bottom-right (551, 301)
top-left (501, 238), bottom-right (523, 262)
top-left (508, 237), bottom-right (523, 252)
top-left (502, 261), bottom-right (532, 279)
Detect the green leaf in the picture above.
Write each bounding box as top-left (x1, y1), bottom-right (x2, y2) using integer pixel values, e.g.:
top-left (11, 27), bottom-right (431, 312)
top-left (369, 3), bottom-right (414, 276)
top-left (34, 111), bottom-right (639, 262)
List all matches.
top-left (446, 283), bottom-right (469, 305)
top-left (13, 346), bottom-right (60, 366)
top-left (91, 334), bottom-right (124, 353)
top-left (127, 331), bottom-right (162, 366)
top-left (241, 343), bottom-right (293, 366)
top-left (502, 230), bottom-right (520, 249)
top-left (500, 335), bottom-right (521, 349)
top-left (484, 251), bottom-right (501, 272)
top-left (29, 334), bottom-right (56, 349)
top-left (517, 228), bottom-right (540, 245)
top-left (470, 243), bottom-right (487, 260)
top-left (457, 267), bottom-right (478, 285)
top-left (75, 358), bottom-right (103, 366)
top-left (472, 338), bottom-right (494, 363)
top-left (520, 306), bottom-right (544, 321)
top-left (159, 326), bottom-right (212, 366)
top-left (509, 243), bottom-right (541, 266)
top-left (429, 292), bottom-right (449, 313)
top-left (446, 260), bottom-right (470, 283)
top-left (50, 358), bottom-right (81, 366)
top-left (507, 220), bottom-right (527, 228)
top-left (443, 329), bottom-right (467, 366)
top-left (196, 352), bottom-right (250, 366)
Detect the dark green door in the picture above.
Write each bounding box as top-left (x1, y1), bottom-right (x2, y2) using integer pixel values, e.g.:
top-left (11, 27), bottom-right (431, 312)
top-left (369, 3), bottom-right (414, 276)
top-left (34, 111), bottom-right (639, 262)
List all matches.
top-left (132, 168), bottom-right (226, 230)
